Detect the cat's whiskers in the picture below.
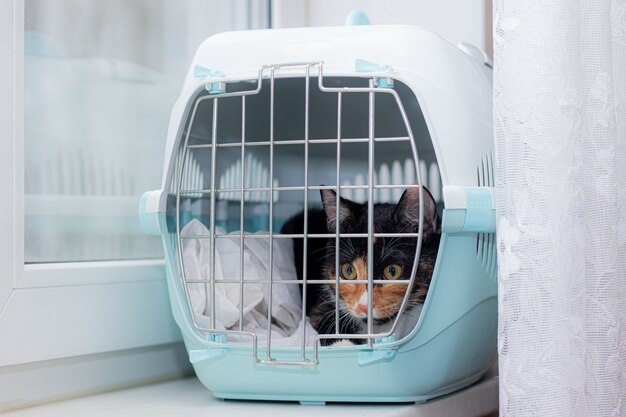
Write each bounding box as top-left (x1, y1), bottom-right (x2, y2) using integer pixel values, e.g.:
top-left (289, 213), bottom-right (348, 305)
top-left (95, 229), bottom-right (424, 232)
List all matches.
top-left (315, 303), bottom-right (358, 332)
top-left (281, 186), bottom-right (439, 345)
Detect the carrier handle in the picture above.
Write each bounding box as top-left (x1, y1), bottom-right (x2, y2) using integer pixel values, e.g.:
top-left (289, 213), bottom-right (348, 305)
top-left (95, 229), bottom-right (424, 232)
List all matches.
top-left (139, 190), bottom-right (165, 236)
top-left (441, 186), bottom-right (495, 234)
top-left (345, 9), bottom-right (371, 26)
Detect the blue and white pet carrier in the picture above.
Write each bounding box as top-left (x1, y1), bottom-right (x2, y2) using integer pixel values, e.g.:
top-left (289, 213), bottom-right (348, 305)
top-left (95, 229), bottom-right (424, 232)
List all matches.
top-left (140, 19), bottom-right (496, 404)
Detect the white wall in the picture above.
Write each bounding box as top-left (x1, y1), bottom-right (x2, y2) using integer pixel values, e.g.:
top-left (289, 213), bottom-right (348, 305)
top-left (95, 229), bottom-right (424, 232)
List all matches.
top-left (273, 0), bottom-right (487, 51)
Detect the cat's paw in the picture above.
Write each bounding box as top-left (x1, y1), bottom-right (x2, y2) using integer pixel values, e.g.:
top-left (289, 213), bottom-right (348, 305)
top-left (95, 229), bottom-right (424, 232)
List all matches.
top-left (330, 339), bottom-right (355, 347)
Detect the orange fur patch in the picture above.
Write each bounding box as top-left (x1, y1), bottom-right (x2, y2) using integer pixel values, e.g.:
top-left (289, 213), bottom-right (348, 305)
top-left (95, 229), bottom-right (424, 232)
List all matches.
top-left (326, 256), bottom-right (412, 318)
top-left (328, 257), bottom-right (367, 309)
top-left (373, 282), bottom-right (410, 318)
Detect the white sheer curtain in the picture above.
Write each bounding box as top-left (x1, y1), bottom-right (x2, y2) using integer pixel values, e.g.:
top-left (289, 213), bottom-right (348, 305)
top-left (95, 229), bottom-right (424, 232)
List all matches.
top-left (494, 1), bottom-right (626, 416)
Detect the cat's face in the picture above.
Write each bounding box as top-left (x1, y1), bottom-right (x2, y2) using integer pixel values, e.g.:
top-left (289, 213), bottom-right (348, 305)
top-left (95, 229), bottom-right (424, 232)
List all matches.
top-left (320, 187), bottom-right (438, 323)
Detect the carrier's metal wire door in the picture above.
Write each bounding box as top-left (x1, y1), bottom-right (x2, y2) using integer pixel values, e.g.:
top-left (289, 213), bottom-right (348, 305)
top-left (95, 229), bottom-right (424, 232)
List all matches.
top-left (175, 63), bottom-right (425, 366)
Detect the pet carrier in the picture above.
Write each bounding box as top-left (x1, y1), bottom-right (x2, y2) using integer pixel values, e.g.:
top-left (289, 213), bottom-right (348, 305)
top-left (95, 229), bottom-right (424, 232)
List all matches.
top-left (140, 20), bottom-right (496, 404)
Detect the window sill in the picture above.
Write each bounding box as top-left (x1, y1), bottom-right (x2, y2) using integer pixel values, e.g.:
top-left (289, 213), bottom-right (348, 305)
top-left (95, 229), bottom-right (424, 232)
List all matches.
top-left (7, 375), bottom-right (498, 417)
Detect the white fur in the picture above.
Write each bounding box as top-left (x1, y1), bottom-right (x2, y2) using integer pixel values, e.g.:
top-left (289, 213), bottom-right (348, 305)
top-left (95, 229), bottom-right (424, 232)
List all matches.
top-left (372, 305), bottom-right (423, 338)
top-left (357, 291), bottom-right (368, 307)
top-left (330, 339), bottom-right (355, 347)
top-left (349, 305), bottom-right (423, 340)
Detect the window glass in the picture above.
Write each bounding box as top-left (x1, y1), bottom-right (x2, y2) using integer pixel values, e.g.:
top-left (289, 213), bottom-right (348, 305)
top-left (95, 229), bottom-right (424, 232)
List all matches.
top-left (24, 0), bottom-right (269, 263)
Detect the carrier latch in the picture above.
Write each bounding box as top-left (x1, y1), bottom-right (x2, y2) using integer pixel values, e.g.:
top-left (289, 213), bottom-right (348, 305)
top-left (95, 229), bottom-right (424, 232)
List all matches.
top-left (355, 58), bottom-right (395, 88)
top-left (441, 186), bottom-right (496, 233)
top-left (188, 348), bottom-right (227, 364)
top-left (188, 334), bottom-right (227, 364)
top-left (357, 335), bottom-right (398, 365)
top-left (193, 65), bottom-right (226, 94)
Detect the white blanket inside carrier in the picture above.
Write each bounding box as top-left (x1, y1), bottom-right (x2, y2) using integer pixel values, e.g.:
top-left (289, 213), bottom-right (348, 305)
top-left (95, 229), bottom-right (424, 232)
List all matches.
top-left (180, 219), bottom-right (318, 346)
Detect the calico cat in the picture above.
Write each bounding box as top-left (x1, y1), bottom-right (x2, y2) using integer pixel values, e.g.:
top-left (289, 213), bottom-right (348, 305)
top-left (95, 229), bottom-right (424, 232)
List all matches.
top-left (280, 186), bottom-right (440, 345)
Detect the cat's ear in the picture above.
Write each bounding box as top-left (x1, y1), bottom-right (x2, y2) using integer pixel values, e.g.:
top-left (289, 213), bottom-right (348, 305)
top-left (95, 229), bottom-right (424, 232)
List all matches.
top-left (320, 189), bottom-right (353, 233)
top-left (395, 186), bottom-right (438, 236)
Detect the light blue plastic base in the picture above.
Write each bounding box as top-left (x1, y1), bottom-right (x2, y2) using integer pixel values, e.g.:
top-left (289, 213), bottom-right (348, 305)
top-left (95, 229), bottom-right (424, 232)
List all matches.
top-left (155, 213), bottom-right (497, 403)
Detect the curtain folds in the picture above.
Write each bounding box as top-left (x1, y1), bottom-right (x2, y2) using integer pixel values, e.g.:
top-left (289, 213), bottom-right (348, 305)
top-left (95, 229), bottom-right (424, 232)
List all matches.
top-left (494, 1), bottom-right (626, 415)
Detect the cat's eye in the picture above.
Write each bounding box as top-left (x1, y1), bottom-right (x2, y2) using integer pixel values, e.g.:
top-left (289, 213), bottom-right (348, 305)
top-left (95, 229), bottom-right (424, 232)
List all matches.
top-left (341, 263), bottom-right (357, 280)
top-left (383, 264), bottom-right (403, 280)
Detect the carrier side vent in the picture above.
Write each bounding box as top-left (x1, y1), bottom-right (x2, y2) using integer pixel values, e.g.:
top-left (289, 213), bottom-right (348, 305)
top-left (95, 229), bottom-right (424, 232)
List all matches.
top-left (218, 154), bottom-right (278, 203)
top-left (170, 150), bottom-right (204, 196)
top-left (341, 158), bottom-right (441, 204)
top-left (476, 153), bottom-right (497, 280)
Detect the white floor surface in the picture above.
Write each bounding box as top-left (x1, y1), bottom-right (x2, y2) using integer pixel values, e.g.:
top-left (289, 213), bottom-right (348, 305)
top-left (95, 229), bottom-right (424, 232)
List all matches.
top-left (4, 376), bottom-right (498, 417)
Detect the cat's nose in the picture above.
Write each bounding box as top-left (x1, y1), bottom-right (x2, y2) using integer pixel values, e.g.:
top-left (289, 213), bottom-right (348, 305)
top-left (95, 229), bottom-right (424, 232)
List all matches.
top-left (358, 304), bottom-right (368, 314)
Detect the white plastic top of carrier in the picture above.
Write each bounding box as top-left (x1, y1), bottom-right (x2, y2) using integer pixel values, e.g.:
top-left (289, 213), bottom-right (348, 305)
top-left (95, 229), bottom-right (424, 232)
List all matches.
top-left (164, 25), bottom-right (493, 193)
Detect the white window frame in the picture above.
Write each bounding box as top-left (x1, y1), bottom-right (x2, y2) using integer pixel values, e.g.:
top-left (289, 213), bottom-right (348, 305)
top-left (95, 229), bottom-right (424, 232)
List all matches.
top-left (0, 0), bottom-right (191, 409)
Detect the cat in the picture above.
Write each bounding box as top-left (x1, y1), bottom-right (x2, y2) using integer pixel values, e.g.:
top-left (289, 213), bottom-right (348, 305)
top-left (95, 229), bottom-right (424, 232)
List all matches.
top-left (280, 186), bottom-right (440, 346)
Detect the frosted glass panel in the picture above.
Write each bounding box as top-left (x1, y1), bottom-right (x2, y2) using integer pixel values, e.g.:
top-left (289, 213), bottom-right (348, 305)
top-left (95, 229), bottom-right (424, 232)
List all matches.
top-left (24, 0), bottom-right (269, 263)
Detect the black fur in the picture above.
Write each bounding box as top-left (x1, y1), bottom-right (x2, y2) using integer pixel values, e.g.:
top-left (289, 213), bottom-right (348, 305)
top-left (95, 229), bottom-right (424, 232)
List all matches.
top-left (280, 187), bottom-right (440, 345)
